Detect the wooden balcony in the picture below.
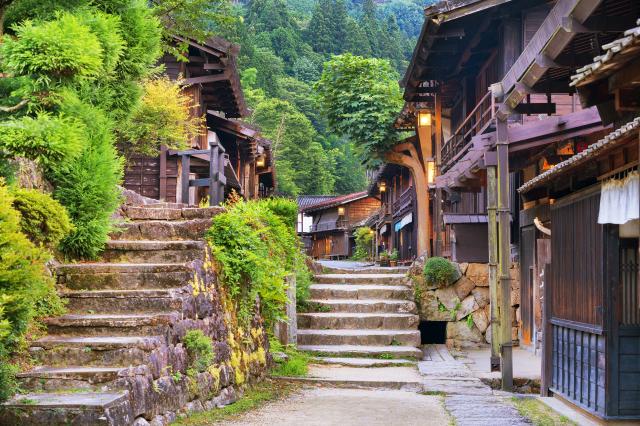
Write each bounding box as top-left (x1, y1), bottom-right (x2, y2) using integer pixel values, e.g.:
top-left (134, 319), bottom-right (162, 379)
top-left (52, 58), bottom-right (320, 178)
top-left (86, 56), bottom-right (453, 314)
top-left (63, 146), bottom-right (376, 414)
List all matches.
top-left (311, 219), bottom-right (348, 233)
top-left (392, 187), bottom-right (414, 218)
top-left (441, 90), bottom-right (497, 171)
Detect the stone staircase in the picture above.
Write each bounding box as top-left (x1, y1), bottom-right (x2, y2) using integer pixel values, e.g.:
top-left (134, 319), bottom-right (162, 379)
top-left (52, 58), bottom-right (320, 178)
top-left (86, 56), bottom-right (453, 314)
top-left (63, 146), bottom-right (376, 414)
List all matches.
top-left (298, 267), bottom-right (423, 361)
top-left (1, 202), bottom-right (262, 425)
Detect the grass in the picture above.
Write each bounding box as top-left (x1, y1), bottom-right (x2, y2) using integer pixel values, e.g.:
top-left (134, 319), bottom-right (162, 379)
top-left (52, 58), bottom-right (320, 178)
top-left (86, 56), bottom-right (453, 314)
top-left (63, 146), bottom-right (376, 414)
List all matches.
top-left (511, 397), bottom-right (577, 426)
top-left (269, 338), bottom-right (310, 377)
top-left (171, 380), bottom-right (296, 426)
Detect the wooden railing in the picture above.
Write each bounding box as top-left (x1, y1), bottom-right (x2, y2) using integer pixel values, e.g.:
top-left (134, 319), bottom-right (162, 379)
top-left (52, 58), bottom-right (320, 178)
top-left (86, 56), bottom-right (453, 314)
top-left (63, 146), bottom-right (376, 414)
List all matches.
top-left (392, 187), bottom-right (414, 217)
top-left (311, 219), bottom-right (348, 232)
top-left (441, 90), bottom-right (497, 170)
top-left (171, 141), bottom-right (227, 206)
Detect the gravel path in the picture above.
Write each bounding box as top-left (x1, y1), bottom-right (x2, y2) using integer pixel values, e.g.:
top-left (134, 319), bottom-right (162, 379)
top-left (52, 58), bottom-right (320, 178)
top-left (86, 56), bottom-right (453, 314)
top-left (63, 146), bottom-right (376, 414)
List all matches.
top-left (222, 387), bottom-right (450, 426)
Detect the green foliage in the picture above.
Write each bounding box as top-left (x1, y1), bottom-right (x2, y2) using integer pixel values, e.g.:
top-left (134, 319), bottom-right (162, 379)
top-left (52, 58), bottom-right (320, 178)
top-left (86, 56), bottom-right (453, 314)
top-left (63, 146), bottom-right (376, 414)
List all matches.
top-left (269, 337), bottom-right (309, 377)
top-left (118, 77), bottom-right (202, 156)
top-left (0, 361), bottom-right (19, 402)
top-left (389, 249), bottom-right (398, 261)
top-left (423, 257), bottom-right (458, 287)
top-left (259, 197), bottom-right (298, 228)
top-left (466, 314), bottom-right (474, 330)
top-left (352, 226), bottom-right (373, 260)
top-left (47, 98), bottom-right (124, 260)
top-left (315, 54), bottom-right (404, 162)
top-left (207, 199), bottom-right (306, 326)
top-left (184, 330), bottom-right (215, 373)
top-left (0, 114), bottom-right (85, 167)
top-left (0, 183), bottom-right (65, 401)
top-left (11, 188), bottom-right (74, 249)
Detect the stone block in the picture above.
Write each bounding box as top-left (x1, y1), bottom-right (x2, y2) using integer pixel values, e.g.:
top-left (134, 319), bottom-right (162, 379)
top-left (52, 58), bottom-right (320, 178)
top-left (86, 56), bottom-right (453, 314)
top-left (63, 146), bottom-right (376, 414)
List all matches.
top-left (435, 287), bottom-right (459, 312)
top-left (446, 321), bottom-right (484, 348)
top-left (472, 287), bottom-right (490, 308)
top-left (485, 325), bottom-right (492, 344)
top-left (456, 295), bottom-right (479, 321)
top-left (471, 308), bottom-right (490, 334)
top-left (458, 262), bottom-right (469, 275)
top-left (417, 290), bottom-right (452, 321)
top-left (453, 276), bottom-right (475, 300)
top-left (133, 417), bottom-right (151, 426)
top-left (466, 263), bottom-right (489, 286)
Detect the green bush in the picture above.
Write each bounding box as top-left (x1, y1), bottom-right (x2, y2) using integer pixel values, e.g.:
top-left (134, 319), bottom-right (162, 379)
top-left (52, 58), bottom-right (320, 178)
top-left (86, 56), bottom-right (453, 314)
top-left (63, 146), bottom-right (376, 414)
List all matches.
top-left (269, 337), bottom-right (308, 377)
top-left (352, 226), bottom-right (373, 260)
top-left (0, 183), bottom-right (65, 401)
top-left (423, 257), bottom-right (458, 287)
top-left (260, 197), bottom-right (298, 228)
top-left (184, 330), bottom-right (215, 373)
top-left (47, 97), bottom-right (123, 259)
top-left (11, 188), bottom-right (74, 249)
top-left (207, 198), bottom-right (306, 327)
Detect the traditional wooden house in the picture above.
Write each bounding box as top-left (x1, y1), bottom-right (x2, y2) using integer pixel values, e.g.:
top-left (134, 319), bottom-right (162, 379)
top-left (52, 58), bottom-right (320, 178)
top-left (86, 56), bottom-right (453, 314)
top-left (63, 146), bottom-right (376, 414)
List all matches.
top-left (296, 195), bottom-right (338, 253)
top-left (301, 192), bottom-right (380, 259)
top-left (399, 0), bottom-right (637, 385)
top-left (368, 163), bottom-right (418, 261)
top-left (123, 37), bottom-right (275, 205)
top-left (517, 21), bottom-right (640, 421)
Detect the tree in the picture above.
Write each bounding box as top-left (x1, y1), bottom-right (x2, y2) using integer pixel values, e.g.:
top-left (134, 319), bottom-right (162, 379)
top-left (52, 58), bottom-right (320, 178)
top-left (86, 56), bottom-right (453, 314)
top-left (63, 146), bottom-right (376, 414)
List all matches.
top-left (315, 54), bottom-right (431, 254)
top-left (359, 0), bottom-right (379, 56)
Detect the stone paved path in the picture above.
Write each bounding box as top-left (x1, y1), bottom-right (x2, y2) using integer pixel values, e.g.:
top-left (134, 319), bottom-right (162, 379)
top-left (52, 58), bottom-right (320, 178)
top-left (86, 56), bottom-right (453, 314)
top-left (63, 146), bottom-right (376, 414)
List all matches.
top-left (222, 387), bottom-right (450, 426)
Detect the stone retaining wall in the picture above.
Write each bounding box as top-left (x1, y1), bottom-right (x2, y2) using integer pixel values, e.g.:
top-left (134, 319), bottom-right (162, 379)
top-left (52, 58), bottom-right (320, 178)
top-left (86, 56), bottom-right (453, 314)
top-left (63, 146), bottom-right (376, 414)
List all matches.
top-left (409, 256), bottom-right (520, 349)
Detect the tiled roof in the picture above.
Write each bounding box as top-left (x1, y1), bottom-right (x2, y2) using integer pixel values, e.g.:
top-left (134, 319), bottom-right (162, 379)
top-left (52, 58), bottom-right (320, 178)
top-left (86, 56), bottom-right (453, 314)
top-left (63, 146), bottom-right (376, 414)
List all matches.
top-left (297, 195), bottom-right (337, 211)
top-left (301, 191), bottom-right (370, 213)
top-left (518, 116), bottom-right (640, 193)
top-left (570, 19), bottom-right (640, 87)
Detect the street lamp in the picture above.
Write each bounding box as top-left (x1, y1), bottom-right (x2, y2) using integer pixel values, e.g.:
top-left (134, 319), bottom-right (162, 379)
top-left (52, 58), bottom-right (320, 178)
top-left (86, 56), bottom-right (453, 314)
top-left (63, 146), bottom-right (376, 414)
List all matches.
top-left (427, 160), bottom-right (436, 184)
top-left (337, 207), bottom-right (345, 216)
top-left (417, 110), bottom-right (432, 127)
top-left (256, 155), bottom-right (266, 168)
top-left (379, 181), bottom-right (386, 193)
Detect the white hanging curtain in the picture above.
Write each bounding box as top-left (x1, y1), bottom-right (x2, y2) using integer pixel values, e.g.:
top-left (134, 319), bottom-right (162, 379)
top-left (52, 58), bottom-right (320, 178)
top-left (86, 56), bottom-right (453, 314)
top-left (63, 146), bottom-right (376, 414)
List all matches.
top-left (598, 171), bottom-right (640, 224)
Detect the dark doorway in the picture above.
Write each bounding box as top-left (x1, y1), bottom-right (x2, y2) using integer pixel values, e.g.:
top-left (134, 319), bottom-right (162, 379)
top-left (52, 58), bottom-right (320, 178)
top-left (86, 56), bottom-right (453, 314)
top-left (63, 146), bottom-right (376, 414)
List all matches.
top-left (419, 321), bottom-right (447, 344)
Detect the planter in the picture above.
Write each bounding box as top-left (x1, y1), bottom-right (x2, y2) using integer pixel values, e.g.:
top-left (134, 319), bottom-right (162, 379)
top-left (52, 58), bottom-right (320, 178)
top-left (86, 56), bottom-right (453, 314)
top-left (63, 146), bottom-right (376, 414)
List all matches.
top-left (379, 260), bottom-right (390, 267)
top-left (389, 260), bottom-right (398, 267)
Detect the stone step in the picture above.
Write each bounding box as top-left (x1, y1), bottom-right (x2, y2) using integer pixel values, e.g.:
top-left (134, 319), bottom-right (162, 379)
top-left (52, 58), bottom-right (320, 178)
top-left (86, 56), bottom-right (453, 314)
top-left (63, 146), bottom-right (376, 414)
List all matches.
top-left (62, 289), bottom-right (189, 315)
top-left (45, 312), bottom-right (180, 337)
top-left (57, 263), bottom-right (193, 291)
top-left (312, 357), bottom-right (416, 367)
top-left (123, 206), bottom-right (223, 221)
top-left (0, 392), bottom-right (132, 425)
top-left (297, 312), bottom-right (419, 330)
top-left (297, 329), bottom-right (421, 346)
top-left (101, 240), bottom-right (206, 263)
top-left (110, 218), bottom-right (212, 241)
top-left (30, 336), bottom-right (164, 369)
top-left (309, 284), bottom-right (412, 300)
top-left (321, 267), bottom-right (410, 275)
top-left (143, 202), bottom-right (187, 209)
top-left (17, 366), bottom-right (123, 392)
top-left (305, 299), bottom-right (417, 314)
top-left (298, 344), bottom-right (423, 359)
top-left (313, 273), bottom-right (407, 285)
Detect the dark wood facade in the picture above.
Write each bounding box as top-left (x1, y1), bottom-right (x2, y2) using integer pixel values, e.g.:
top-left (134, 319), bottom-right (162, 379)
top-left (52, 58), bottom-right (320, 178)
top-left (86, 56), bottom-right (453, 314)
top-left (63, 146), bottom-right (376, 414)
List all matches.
top-left (369, 164), bottom-right (418, 262)
top-left (123, 37), bottom-right (275, 206)
top-left (302, 192), bottom-right (381, 259)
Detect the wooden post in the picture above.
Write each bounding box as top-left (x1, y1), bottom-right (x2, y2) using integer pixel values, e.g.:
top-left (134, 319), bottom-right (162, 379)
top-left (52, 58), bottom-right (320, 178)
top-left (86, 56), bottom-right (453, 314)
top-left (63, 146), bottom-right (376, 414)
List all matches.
top-left (541, 263), bottom-right (553, 396)
top-left (181, 154), bottom-right (190, 205)
top-left (209, 141), bottom-right (219, 205)
top-left (486, 161), bottom-right (501, 371)
top-left (416, 119), bottom-right (433, 257)
top-left (435, 93), bottom-right (443, 256)
top-left (215, 149), bottom-right (226, 206)
top-left (159, 145), bottom-right (167, 201)
top-left (496, 115), bottom-right (513, 391)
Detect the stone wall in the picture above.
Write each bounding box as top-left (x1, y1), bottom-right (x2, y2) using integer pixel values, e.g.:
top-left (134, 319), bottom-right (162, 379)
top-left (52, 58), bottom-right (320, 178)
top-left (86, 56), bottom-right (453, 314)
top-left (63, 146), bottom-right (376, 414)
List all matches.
top-left (409, 256), bottom-right (520, 349)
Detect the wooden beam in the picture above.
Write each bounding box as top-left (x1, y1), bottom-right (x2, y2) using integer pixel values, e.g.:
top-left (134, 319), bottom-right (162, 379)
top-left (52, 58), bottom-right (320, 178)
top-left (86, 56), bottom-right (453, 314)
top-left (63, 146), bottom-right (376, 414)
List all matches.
top-left (453, 14), bottom-right (493, 75)
top-left (609, 58), bottom-right (640, 92)
top-left (183, 72), bottom-right (229, 85)
top-left (514, 103), bottom-right (556, 115)
top-left (203, 62), bottom-right (225, 71)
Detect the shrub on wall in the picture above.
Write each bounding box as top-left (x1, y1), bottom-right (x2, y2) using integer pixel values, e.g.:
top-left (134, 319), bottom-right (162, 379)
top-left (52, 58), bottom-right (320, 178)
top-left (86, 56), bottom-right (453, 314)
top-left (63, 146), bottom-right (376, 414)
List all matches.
top-left (11, 188), bottom-right (74, 250)
top-left (206, 198), bottom-right (308, 327)
top-left (423, 256), bottom-right (458, 287)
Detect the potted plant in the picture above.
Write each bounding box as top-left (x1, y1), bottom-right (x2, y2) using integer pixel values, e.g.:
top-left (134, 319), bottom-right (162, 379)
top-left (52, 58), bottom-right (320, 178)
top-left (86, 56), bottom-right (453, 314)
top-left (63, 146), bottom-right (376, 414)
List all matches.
top-left (389, 249), bottom-right (399, 267)
top-left (379, 251), bottom-right (390, 267)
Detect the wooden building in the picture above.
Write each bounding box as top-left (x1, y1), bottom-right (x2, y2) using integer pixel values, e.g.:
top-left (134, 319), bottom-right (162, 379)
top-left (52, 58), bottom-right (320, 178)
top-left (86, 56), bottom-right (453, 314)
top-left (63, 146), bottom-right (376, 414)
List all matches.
top-left (368, 163), bottom-right (418, 261)
top-left (518, 20), bottom-right (640, 420)
top-left (124, 37), bottom-right (275, 205)
top-left (301, 192), bottom-right (380, 259)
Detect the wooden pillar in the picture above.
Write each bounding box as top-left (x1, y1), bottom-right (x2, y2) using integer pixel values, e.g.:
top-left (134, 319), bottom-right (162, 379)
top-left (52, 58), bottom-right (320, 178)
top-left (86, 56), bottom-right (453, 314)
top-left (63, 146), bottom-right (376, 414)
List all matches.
top-left (209, 141), bottom-right (220, 205)
top-left (181, 154), bottom-right (190, 205)
top-left (159, 145), bottom-right (167, 201)
top-left (434, 93), bottom-right (443, 257)
top-left (541, 263), bottom-right (553, 396)
top-left (486, 161), bottom-right (501, 371)
top-left (416, 118), bottom-right (433, 257)
top-left (496, 115), bottom-right (513, 391)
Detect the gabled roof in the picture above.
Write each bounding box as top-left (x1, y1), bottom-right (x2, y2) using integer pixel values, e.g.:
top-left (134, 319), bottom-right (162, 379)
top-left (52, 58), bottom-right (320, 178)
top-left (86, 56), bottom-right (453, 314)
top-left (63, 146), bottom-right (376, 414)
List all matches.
top-left (518, 116), bottom-right (640, 193)
top-left (302, 191), bottom-right (370, 213)
top-left (297, 195), bottom-right (338, 211)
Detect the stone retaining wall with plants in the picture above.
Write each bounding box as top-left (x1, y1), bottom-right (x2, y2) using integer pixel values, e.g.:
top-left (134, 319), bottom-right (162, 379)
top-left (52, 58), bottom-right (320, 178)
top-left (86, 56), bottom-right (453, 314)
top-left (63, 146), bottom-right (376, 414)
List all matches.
top-left (409, 256), bottom-right (520, 348)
